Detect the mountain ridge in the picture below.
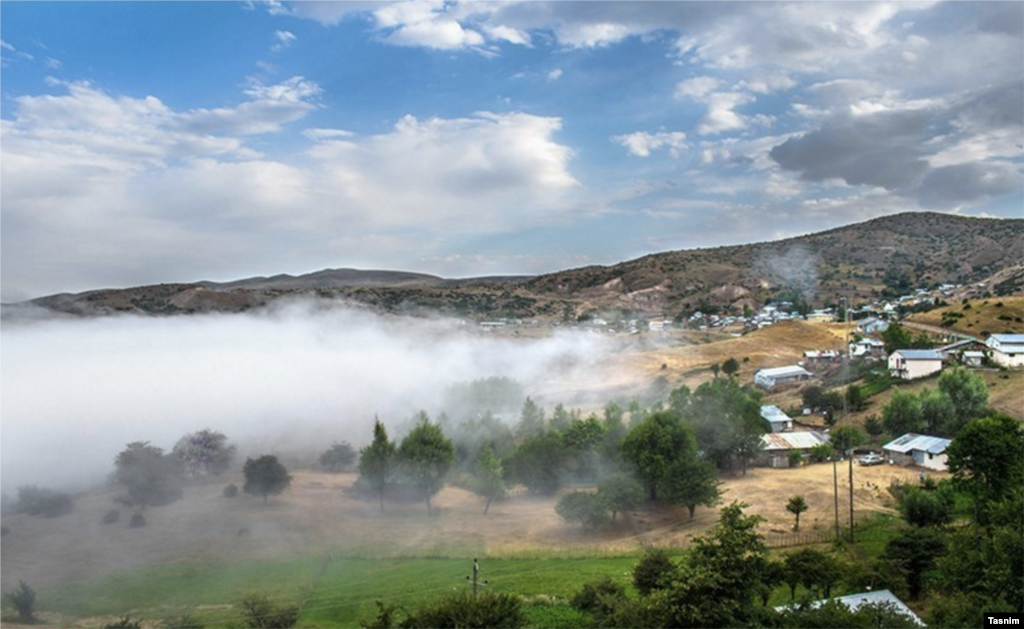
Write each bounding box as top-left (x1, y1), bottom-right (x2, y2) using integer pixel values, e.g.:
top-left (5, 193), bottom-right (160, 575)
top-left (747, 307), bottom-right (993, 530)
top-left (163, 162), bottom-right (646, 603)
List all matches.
top-left (11, 212), bottom-right (1024, 320)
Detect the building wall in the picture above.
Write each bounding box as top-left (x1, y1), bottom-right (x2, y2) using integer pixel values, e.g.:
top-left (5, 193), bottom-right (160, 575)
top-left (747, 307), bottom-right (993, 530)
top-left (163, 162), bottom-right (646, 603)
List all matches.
top-left (889, 354), bottom-right (942, 379)
top-left (990, 351), bottom-right (1024, 369)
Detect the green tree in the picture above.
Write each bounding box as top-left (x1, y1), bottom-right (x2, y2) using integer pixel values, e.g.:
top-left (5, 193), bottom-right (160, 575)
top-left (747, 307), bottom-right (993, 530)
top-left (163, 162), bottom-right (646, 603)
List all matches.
top-left (5, 581), bottom-right (36, 623)
top-left (937, 367), bottom-right (989, 432)
top-left (632, 549), bottom-right (677, 595)
top-left (830, 425), bottom-right (866, 454)
top-left (898, 484), bottom-right (954, 528)
top-left (515, 396), bottom-right (545, 439)
top-left (845, 385), bottom-right (866, 412)
top-left (679, 378), bottom-right (766, 473)
top-left (509, 430), bottom-right (565, 495)
top-left (239, 592), bottom-right (299, 628)
top-left (786, 495), bottom-right (808, 531)
top-left (946, 413), bottom-right (1024, 522)
top-left (319, 441), bottom-right (356, 472)
top-left (242, 455), bottom-right (292, 503)
top-left (173, 429), bottom-right (236, 477)
top-left (661, 456), bottom-right (721, 520)
top-left (882, 389), bottom-right (925, 437)
top-left (918, 387), bottom-right (956, 436)
top-left (359, 418), bottom-right (396, 512)
top-left (401, 591), bottom-right (525, 629)
top-left (710, 363), bottom-right (721, 378)
top-left (555, 491), bottom-right (609, 529)
top-left (782, 548), bottom-right (842, 599)
top-left (863, 415), bottom-right (884, 440)
top-left (885, 527), bottom-right (946, 600)
top-left (398, 416), bottom-right (455, 515)
top-left (114, 441), bottom-right (183, 507)
top-left (621, 412), bottom-right (696, 500)
top-left (596, 473), bottom-right (643, 521)
top-left (882, 323), bottom-right (914, 354)
top-left (471, 443), bottom-right (505, 515)
top-left (722, 357), bottom-right (740, 378)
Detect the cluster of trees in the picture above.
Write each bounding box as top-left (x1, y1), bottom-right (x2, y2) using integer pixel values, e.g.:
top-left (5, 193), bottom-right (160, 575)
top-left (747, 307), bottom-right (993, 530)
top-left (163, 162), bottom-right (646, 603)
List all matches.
top-left (881, 367), bottom-right (989, 438)
top-left (356, 376), bottom-right (766, 526)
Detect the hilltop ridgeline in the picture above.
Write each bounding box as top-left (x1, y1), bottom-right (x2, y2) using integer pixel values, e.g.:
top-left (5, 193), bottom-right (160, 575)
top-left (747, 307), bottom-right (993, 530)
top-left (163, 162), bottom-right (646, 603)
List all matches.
top-left (15, 212), bottom-right (1024, 320)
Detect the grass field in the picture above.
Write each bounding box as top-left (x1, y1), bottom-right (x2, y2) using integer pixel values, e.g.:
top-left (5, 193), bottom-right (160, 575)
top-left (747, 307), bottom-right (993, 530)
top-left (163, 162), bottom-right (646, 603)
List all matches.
top-left (907, 295), bottom-right (1024, 336)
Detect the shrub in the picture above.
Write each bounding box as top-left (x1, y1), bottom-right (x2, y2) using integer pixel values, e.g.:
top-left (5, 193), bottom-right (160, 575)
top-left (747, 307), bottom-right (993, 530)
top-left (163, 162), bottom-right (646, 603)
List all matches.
top-left (102, 509), bottom-right (120, 525)
top-left (555, 491), bottom-right (609, 529)
top-left (402, 591), bottom-right (525, 628)
top-left (14, 485), bottom-right (74, 518)
top-left (129, 513), bottom-right (146, 528)
top-left (103, 617), bottom-right (142, 629)
top-left (223, 484), bottom-right (239, 498)
top-left (569, 577), bottom-right (625, 622)
top-left (163, 613), bottom-right (205, 629)
top-left (5, 580), bottom-right (36, 623)
top-left (239, 592), bottom-right (299, 628)
top-left (633, 548), bottom-right (677, 595)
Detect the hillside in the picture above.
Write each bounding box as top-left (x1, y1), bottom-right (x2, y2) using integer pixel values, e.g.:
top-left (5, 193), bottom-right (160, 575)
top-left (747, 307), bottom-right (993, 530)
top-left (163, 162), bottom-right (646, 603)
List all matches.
top-left (12, 212), bottom-right (1023, 319)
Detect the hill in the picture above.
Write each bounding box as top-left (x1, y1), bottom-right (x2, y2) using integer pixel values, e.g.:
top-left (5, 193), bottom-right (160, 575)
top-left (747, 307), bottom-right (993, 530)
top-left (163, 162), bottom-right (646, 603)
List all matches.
top-left (12, 212), bottom-right (1023, 319)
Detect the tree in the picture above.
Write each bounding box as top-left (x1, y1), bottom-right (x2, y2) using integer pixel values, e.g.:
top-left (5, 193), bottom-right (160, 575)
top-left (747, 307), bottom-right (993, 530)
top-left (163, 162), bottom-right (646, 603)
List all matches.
top-left (918, 387), bottom-right (955, 436)
top-left (515, 396), bottom-right (545, 439)
top-left (621, 412), bottom-right (697, 500)
top-left (239, 592), bottom-right (299, 628)
top-left (173, 429), bottom-right (236, 477)
top-left (632, 549), bottom-right (677, 595)
top-left (397, 416), bottom-right (455, 515)
top-left (782, 548), bottom-right (842, 599)
top-left (114, 441), bottom-right (183, 507)
top-left (5, 581), bottom-right (36, 623)
top-left (680, 378), bottom-right (766, 473)
top-left (319, 441), bottom-right (357, 472)
top-left (946, 413), bottom-right (1024, 522)
top-left (597, 473), bottom-right (644, 521)
top-left (509, 430), bottom-right (565, 495)
top-left (882, 389), bottom-right (925, 437)
top-left (242, 455), bottom-right (292, 504)
top-left (710, 362), bottom-right (721, 378)
top-left (885, 527), bottom-right (946, 599)
top-left (830, 425), bottom-right (866, 454)
top-left (937, 367), bottom-right (989, 432)
top-left (471, 443), bottom-right (505, 515)
top-left (863, 415), bottom-right (884, 440)
top-left (402, 591), bottom-right (525, 629)
top-left (555, 491), bottom-right (609, 529)
top-left (845, 385), bottom-right (866, 412)
top-left (661, 456), bottom-right (722, 519)
top-left (786, 495), bottom-right (808, 531)
top-left (882, 323), bottom-right (914, 355)
top-left (722, 357), bottom-right (740, 378)
top-left (898, 484), bottom-right (954, 527)
top-left (359, 419), bottom-right (396, 512)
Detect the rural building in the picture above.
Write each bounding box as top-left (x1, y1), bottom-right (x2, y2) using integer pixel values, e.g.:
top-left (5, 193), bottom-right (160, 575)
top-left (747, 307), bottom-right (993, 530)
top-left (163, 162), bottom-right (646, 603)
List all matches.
top-left (986, 334), bottom-right (1024, 368)
top-left (760, 405), bottom-right (793, 433)
top-left (961, 350), bottom-right (985, 367)
top-left (882, 433), bottom-right (951, 472)
top-left (888, 349), bottom-right (943, 380)
top-left (759, 430), bottom-right (829, 468)
top-left (775, 590), bottom-right (923, 626)
top-left (802, 349), bottom-right (841, 364)
top-left (849, 337), bottom-right (885, 358)
top-left (754, 365), bottom-right (812, 389)
top-left (805, 310), bottom-right (835, 323)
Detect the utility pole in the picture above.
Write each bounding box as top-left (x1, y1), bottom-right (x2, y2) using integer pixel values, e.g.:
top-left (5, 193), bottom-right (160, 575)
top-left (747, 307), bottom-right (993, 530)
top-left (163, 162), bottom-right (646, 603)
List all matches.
top-left (465, 558), bottom-right (488, 598)
top-left (844, 297), bottom-right (855, 543)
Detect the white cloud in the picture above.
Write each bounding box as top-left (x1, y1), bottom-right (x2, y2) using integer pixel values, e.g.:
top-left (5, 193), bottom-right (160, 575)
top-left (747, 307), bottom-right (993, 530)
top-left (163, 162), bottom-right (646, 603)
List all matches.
top-left (698, 92), bottom-right (755, 135)
top-left (272, 29), bottom-right (296, 52)
top-left (613, 131), bottom-right (687, 158)
top-left (675, 76), bottom-right (719, 100)
top-left (547, 68), bottom-right (563, 81)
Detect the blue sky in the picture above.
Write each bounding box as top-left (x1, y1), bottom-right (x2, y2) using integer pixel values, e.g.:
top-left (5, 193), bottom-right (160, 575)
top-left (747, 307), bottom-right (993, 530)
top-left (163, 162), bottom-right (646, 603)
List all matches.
top-left (2, 1), bottom-right (1022, 301)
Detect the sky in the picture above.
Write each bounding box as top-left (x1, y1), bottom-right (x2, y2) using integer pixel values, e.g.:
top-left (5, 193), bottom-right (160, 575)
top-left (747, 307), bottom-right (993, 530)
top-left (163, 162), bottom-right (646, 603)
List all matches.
top-left (1, 1), bottom-right (1022, 301)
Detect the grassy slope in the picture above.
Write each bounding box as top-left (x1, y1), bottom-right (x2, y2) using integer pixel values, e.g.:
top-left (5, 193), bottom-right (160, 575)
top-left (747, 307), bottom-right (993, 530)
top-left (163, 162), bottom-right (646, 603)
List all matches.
top-left (908, 295), bottom-right (1024, 336)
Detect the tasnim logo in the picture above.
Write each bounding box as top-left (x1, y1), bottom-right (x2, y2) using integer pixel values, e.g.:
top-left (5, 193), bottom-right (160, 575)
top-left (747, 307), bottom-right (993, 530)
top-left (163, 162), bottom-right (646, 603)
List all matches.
top-left (987, 614), bottom-right (1023, 626)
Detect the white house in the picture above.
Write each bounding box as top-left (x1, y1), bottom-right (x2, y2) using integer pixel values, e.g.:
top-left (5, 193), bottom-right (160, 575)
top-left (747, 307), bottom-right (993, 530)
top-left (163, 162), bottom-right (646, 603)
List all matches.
top-left (962, 350), bottom-right (985, 367)
top-left (888, 349), bottom-right (943, 380)
top-left (803, 349), bottom-right (841, 364)
top-left (986, 334), bottom-right (1024, 368)
top-left (760, 405), bottom-right (793, 433)
top-left (849, 337), bottom-right (885, 358)
top-left (755, 365), bottom-right (812, 389)
top-left (775, 590), bottom-right (924, 626)
top-left (882, 433), bottom-right (951, 472)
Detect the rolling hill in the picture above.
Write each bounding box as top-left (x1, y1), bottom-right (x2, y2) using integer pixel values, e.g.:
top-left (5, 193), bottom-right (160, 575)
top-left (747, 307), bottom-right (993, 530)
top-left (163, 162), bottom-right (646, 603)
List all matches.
top-left (10, 212), bottom-right (1023, 320)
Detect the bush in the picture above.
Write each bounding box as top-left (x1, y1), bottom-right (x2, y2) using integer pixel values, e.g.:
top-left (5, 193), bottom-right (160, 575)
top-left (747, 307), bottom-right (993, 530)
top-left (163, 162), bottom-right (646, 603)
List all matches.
top-left (401, 591), bottom-right (525, 628)
top-left (633, 549), bottom-right (677, 595)
top-left (5, 580), bottom-right (36, 623)
top-left (163, 613), bottom-right (205, 629)
top-left (102, 509), bottom-right (120, 525)
top-left (223, 484), bottom-right (239, 498)
top-left (14, 485), bottom-right (74, 518)
top-left (239, 592), bottom-right (299, 628)
top-left (129, 513), bottom-right (146, 528)
top-left (570, 577), bottom-right (625, 622)
top-left (103, 617), bottom-right (142, 629)
top-left (555, 491), bottom-right (609, 529)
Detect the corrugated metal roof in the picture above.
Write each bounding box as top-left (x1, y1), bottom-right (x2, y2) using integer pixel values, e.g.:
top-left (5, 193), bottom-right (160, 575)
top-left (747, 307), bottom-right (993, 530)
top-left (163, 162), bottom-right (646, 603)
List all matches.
top-left (760, 405), bottom-right (792, 423)
top-left (883, 433), bottom-right (951, 454)
top-left (777, 590), bottom-right (924, 626)
top-left (761, 431), bottom-right (828, 451)
top-left (757, 365), bottom-right (812, 378)
top-left (893, 349), bottom-right (942, 360)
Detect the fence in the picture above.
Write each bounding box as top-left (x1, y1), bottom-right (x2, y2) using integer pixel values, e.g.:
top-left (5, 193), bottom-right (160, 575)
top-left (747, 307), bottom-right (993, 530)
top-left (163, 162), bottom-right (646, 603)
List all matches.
top-left (763, 527), bottom-right (838, 548)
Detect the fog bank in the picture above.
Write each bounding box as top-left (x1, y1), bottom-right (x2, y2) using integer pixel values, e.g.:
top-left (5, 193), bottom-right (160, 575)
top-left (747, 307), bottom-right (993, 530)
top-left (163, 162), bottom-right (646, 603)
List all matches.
top-left (1, 302), bottom-right (611, 493)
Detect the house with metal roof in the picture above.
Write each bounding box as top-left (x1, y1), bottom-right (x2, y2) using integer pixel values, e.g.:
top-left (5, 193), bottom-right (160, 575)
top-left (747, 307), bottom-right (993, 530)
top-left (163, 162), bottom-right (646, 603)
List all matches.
top-left (883, 433), bottom-right (952, 471)
top-left (760, 405), bottom-right (793, 433)
top-left (759, 430), bottom-right (829, 468)
top-left (888, 349), bottom-right (943, 380)
top-left (754, 365), bottom-right (812, 389)
top-left (986, 333), bottom-right (1024, 368)
top-left (775, 589), bottom-right (924, 626)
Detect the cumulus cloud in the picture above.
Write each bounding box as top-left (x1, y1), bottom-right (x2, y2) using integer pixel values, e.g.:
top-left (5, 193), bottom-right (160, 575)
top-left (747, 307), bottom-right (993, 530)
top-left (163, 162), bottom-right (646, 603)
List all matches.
top-left (0, 303), bottom-right (614, 493)
top-left (613, 131), bottom-right (687, 158)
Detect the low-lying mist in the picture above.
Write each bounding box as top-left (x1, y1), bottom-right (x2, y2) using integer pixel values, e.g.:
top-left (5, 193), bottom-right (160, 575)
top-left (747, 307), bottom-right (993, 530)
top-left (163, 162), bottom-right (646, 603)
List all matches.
top-left (1, 301), bottom-right (614, 494)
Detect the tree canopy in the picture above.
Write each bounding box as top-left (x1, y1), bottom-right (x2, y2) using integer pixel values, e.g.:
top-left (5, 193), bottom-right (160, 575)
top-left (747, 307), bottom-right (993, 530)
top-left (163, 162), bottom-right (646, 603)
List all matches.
top-left (397, 416), bottom-right (455, 515)
top-left (359, 419), bottom-right (396, 512)
top-left (242, 455), bottom-right (292, 503)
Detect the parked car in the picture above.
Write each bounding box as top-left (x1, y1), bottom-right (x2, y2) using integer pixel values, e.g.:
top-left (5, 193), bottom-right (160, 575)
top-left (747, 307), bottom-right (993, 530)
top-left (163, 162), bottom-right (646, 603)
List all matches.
top-left (859, 453), bottom-right (884, 466)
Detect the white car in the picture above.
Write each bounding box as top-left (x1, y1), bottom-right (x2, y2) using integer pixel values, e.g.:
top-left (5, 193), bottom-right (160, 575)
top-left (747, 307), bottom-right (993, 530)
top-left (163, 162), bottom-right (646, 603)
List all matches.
top-left (859, 453), bottom-right (884, 466)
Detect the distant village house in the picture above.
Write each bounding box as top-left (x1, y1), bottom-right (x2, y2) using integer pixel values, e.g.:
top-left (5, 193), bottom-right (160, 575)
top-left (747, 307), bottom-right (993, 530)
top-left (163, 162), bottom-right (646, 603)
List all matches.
top-left (882, 433), bottom-right (951, 472)
top-left (759, 431), bottom-right (829, 468)
top-left (986, 334), bottom-right (1024, 368)
top-left (754, 365), bottom-right (812, 389)
top-left (760, 405), bottom-right (793, 433)
top-left (888, 349), bottom-right (943, 380)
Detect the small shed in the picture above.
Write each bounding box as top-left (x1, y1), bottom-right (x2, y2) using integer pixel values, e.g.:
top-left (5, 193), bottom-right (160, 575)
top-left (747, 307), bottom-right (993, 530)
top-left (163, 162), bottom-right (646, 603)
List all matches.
top-left (962, 350), bottom-right (985, 367)
top-left (888, 349), bottom-right (943, 380)
top-left (759, 431), bottom-right (829, 468)
top-left (882, 433), bottom-right (951, 472)
top-left (755, 365), bottom-right (812, 389)
top-left (803, 349), bottom-right (840, 364)
top-left (760, 405), bottom-right (793, 433)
